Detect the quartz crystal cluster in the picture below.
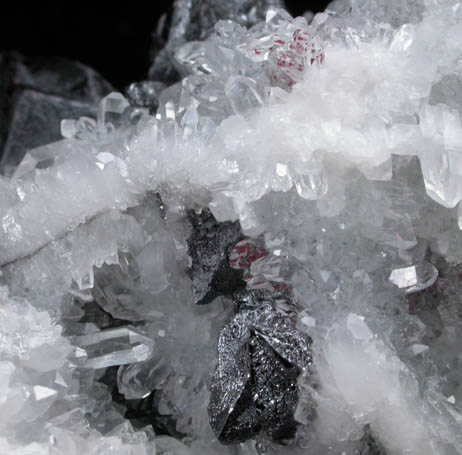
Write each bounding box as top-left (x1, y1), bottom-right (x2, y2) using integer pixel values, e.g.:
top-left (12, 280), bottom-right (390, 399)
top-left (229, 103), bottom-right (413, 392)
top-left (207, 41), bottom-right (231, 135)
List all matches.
top-left (2, 0), bottom-right (462, 454)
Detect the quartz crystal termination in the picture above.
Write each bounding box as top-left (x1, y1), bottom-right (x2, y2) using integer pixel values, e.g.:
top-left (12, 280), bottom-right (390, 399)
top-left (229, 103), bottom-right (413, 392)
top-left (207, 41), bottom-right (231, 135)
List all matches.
top-left (71, 327), bottom-right (154, 369)
top-left (209, 300), bottom-right (313, 444)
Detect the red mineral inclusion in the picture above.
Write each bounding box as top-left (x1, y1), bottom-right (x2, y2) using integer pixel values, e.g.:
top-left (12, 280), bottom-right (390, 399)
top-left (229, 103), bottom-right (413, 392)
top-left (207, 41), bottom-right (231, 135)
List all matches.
top-left (229, 238), bottom-right (293, 293)
top-left (229, 238), bottom-right (268, 270)
top-left (255, 29), bottom-right (324, 90)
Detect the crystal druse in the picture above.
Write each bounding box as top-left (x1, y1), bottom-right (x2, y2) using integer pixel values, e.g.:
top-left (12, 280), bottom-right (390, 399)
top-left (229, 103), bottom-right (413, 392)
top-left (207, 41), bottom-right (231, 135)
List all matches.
top-left (2, 0), bottom-right (462, 454)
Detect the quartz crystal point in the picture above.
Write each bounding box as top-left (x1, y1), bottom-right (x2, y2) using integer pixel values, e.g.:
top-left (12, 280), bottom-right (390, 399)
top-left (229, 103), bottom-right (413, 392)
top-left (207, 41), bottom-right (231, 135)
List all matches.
top-left (72, 327), bottom-right (154, 369)
top-left (389, 262), bottom-right (438, 294)
top-left (208, 303), bottom-right (312, 444)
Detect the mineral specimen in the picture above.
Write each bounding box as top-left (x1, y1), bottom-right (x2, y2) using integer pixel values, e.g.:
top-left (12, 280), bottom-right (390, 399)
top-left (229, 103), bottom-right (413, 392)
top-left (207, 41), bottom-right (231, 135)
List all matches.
top-left (3, 0), bottom-right (462, 454)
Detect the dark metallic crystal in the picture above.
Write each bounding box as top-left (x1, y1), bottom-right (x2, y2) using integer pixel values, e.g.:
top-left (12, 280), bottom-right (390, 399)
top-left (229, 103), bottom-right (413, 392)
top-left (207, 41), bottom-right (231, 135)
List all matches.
top-left (208, 303), bottom-right (312, 444)
top-left (125, 80), bottom-right (166, 111)
top-left (232, 288), bottom-right (275, 311)
top-left (186, 209), bottom-right (244, 305)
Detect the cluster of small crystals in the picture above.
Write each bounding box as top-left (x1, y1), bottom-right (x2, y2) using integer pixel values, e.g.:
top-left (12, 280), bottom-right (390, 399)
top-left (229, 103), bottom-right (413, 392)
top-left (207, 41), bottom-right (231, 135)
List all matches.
top-left (2, 0), bottom-right (462, 454)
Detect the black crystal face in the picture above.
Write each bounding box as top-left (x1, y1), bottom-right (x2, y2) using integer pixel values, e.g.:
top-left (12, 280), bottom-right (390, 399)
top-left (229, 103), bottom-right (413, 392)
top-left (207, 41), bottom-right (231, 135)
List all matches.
top-left (208, 303), bottom-right (313, 444)
top-left (186, 209), bottom-right (244, 305)
top-left (219, 332), bottom-right (300, 444)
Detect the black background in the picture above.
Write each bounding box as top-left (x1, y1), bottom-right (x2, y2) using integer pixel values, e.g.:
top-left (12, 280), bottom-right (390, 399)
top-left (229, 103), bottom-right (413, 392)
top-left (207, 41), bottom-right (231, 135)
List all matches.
top-left (0, 1), bottom-right (331, 90)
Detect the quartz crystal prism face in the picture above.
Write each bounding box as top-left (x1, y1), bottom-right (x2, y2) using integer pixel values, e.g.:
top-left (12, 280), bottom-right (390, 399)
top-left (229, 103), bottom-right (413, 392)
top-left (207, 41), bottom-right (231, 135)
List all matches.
top-left (71, 327), bottom-right (155, 369)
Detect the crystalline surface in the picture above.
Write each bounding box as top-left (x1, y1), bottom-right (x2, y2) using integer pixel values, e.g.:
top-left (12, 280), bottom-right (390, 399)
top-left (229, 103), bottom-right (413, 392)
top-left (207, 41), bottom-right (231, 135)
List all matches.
top-left (72, 327), bottom-right (155, 369)
top-left (3, 0), bottom-right (462, 454)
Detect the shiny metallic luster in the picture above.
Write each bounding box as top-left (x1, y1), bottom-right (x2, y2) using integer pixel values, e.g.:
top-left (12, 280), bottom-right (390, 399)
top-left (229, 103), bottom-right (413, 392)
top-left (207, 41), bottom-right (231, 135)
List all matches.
top-left (186, 209), bottom-right (243, 305)
top-left (232, 287), bottom-right (297, 321)
top-left (232, 288), bottom-right (274, 311)
top-left (125, 81), bottom-right (166, 111)
top-left (208, 303), bottom-right (312, 444)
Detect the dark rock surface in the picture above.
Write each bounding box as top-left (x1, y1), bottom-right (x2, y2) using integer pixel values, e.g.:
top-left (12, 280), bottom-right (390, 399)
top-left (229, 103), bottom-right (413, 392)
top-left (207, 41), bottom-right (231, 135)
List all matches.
top-left (0, 52), bottom-right (113, 169)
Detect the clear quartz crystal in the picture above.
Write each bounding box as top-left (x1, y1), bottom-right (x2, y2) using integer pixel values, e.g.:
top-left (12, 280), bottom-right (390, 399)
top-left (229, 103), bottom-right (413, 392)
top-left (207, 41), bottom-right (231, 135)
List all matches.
top-left (409, 344), bottom-right (429, 356)
top-left (60, 119), bottom-right (78, 139)
top-left (98, 92), bottom-right (131, 131)
top-left (225, 76), bottom-right (264, 116)
top-left (389, 262), bottom-right (438, 294)
top-left (12, 141), bottom-right (63, 181)
top-left (71, 327), bottom-right (154, 369)
top-left (346, 313), bottom-right (373, 341)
